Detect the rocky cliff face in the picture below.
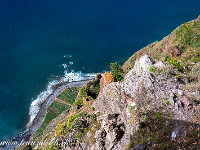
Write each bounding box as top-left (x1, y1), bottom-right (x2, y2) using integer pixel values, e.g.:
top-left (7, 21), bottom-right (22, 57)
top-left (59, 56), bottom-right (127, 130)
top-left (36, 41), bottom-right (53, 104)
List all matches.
top-left (99, 72), bottom-right (114, 95)
top-left (19, 16), bottom-right (200, 150)
top-left (92, 16), bottom-right (200, 149)
top-left (94, 55), bottom-right (199, 149)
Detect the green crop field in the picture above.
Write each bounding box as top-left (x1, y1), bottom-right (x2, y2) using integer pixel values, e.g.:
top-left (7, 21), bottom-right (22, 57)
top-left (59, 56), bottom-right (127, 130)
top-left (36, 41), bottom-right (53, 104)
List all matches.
top-left (32, 87), bottom-right (80, 139)
top-left (57, 87), bottom-right (79, 105)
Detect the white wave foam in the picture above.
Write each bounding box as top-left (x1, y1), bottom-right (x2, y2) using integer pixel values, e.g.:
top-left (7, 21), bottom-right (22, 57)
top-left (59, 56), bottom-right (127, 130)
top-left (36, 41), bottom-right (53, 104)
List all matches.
top-left (28, 71), bottom-right (97, 125)
top-left (62, 64), bottom-right (68, 69)
top-left (64, 55), bottom-right (72, 58)
top-left (29, 80), bottom-right (59, 123)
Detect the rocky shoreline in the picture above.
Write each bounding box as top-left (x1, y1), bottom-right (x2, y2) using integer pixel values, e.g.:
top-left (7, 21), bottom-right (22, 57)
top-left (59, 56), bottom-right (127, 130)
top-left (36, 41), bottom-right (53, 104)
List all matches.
top-left (0, 79), bottom-right (92, 150)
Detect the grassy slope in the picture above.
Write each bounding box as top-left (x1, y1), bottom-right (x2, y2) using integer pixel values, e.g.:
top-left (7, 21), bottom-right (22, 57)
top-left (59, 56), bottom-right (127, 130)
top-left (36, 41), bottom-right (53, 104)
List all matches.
top-left (29, 77), bottom-right (101, 150)
top-left (123, 16), bottom-right (200, 73)
top-left (18, 77), bottom-right (101, 150)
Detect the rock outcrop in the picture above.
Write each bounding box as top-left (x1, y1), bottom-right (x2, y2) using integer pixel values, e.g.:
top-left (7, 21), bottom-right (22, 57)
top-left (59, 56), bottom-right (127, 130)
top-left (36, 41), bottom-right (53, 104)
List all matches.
top-left (94, 54), bottom-right (200, 149)
top-left (99, 72), bottom-right (114, 95)
top-left (95, 114), bottom-right (125, 150)
top-left (20, 16), bottom-right (200, 150)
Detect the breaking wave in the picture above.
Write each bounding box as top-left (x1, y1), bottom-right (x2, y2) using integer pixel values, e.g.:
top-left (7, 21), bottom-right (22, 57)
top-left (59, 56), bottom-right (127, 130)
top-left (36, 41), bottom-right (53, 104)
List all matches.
top-left (28, 71), bottom-right (96, 124)
top-left (28, 56), bottom-right (97, 125)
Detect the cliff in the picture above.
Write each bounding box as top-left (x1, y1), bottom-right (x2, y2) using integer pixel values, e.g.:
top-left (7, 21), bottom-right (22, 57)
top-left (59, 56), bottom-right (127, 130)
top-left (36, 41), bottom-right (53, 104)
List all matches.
top-left (18, 16), bottom-right (200, 150)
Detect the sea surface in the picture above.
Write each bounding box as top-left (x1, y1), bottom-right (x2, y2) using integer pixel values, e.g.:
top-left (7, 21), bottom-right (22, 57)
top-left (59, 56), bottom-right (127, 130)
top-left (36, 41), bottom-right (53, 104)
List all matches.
top-left (0, 0), bottom-right (200, 142)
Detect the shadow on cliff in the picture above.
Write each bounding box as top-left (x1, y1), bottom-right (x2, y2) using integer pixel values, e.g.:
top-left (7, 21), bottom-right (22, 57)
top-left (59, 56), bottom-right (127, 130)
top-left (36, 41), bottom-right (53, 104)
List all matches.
top-left (128, 112), bottom-right (200, 150)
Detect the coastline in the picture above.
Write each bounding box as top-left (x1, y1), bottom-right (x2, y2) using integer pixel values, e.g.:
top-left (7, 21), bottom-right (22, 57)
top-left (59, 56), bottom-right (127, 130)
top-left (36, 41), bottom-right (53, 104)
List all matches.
top-left (29, 79), bottom-right (91, 133)
top-left (0, 79), bottom-right (93, 149)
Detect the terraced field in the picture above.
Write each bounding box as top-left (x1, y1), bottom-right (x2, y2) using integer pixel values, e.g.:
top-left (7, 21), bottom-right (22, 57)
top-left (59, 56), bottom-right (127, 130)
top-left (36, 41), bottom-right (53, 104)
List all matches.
top-left (32, 87), bottom-right (80, 139)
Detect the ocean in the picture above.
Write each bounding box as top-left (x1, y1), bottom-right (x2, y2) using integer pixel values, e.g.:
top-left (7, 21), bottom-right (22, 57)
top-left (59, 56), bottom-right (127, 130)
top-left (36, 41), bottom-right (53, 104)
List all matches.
top-left (0, 0), bottom-right (199, 142)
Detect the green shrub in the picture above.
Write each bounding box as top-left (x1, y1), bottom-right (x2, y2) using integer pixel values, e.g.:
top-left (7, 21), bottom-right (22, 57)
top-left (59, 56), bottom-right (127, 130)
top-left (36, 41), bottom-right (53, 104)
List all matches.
top-left (149, 66), bottom-right (156, 72)
top-left (66, 114), bottom-right (76, 126)
top-left (55, 121), bottom-right (67, 135)
top-left (85, 78), bottom-right (101, 99)
top-left (162, 99), bottom-right (171, 106)
top-left (92, 107), bottom-right (95, 111)
top-left (167, 56), bottom-right (190, 73)
top-left (80, 74), bottom-right (101, 100)
top-left (75, 98), bottom-right (83, 106)
top-left (173, 20), bottom-right (200, 47)
top-left (110, 62), bottom-right (124, 82)
top-left (162, 57), bottom-right (166, 62)
top-left (186, 49), bottom-right (200, 63)
top-left (54, 113), bottom-right (99, 148)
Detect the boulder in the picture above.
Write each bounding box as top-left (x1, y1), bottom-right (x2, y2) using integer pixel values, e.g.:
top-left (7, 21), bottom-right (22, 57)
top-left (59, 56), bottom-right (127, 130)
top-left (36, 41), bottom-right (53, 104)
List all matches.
top-left (99, 72), bottom-right (114, 95)
top-left (154, 61), bottom-right (165, 69)
top-left (125, 54), bottom-right (155, 78)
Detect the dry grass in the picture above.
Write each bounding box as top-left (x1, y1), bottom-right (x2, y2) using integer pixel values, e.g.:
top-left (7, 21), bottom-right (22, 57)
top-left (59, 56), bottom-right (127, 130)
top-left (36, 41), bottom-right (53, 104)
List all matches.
top-left (186, 80), bottom-right (200, 91)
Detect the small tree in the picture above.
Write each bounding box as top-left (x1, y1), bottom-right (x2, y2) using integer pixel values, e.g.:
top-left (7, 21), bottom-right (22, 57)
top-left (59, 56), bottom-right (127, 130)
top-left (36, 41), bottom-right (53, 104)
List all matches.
top-left (110, 62), bottom-right (124, 82)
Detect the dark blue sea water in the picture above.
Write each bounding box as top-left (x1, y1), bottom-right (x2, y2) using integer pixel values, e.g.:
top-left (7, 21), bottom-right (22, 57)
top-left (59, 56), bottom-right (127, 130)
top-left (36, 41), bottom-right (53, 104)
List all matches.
top-left (0, 0), bottom-right (199, 141)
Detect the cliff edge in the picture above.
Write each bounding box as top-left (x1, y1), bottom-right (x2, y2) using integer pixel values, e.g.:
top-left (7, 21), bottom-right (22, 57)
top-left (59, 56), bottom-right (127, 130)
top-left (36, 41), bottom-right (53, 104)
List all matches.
top-left (18, 16), bottom-right (200, 150)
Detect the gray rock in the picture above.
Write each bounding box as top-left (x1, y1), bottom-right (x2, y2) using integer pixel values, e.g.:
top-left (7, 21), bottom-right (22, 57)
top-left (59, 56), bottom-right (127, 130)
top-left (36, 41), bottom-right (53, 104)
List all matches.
top-left (95, 114), bottom-right (125, 150)
top-left (93, 55), bottom-right (198, 150)
top-left (154, 61), bottom-right (165, 69)
top-left (168, 96), bottom-right (175, 106)
top-left (125, 54), bottom-right (155, 78)
top-left (175, 103), bottom-right (179, 111)
top-left (130, 144), bottom-right (146, 150)
top-left (178, 90), bottom-right (184, 96)
top-left (189, 62), bottom-right (200, 81)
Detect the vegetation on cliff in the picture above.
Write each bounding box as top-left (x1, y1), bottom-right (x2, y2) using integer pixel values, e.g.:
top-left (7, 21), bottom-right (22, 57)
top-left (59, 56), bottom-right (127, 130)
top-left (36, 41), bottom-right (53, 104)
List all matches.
top-left (110, 62), bottom-right (124, 82)
top-left (21, 76), bottom-right (102, 150)
top-left (18, 16), bottom-right (200, 150)
top-left (123, 16), bottom-right (200, 74)
top-left (75, 74), bottom-right (101, 109)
